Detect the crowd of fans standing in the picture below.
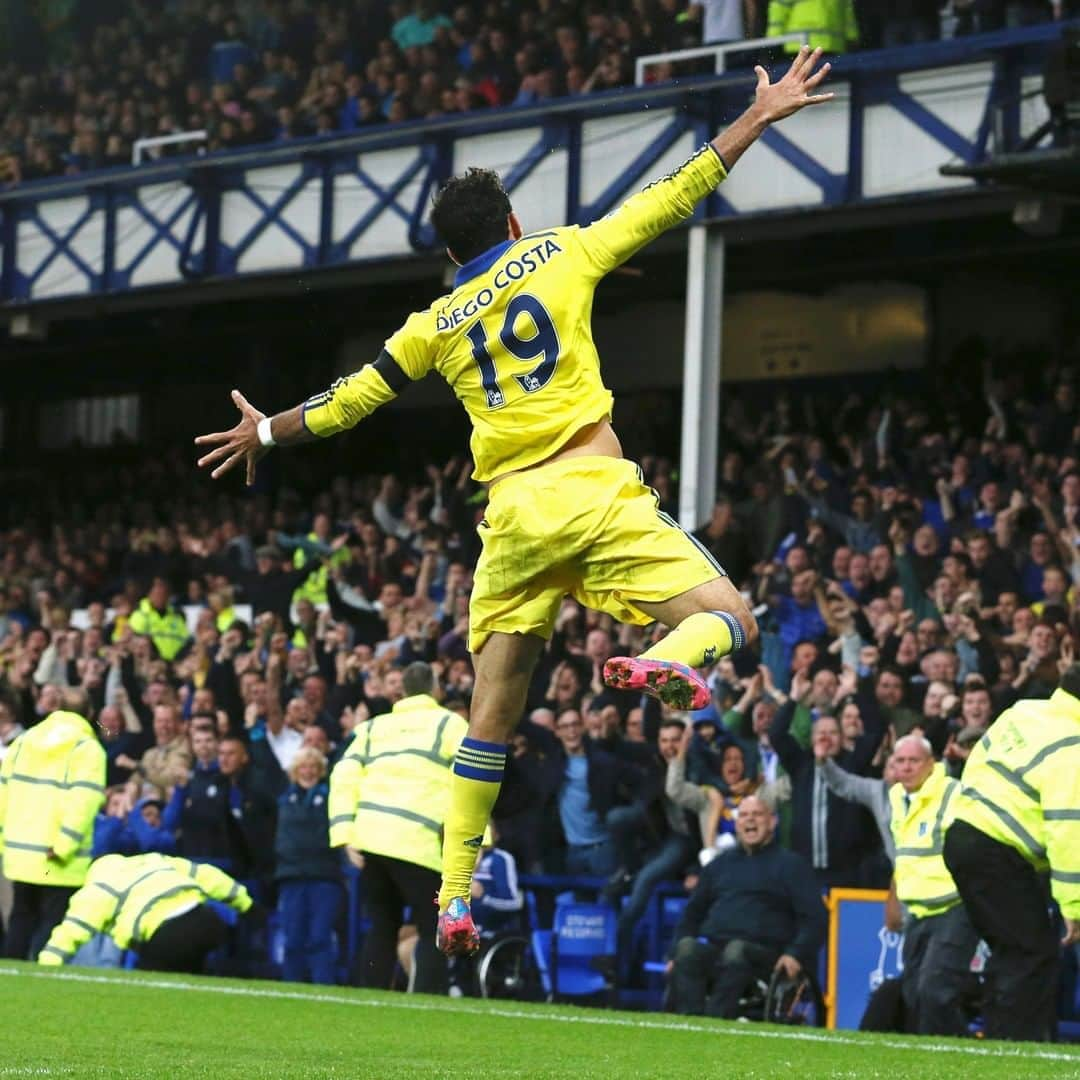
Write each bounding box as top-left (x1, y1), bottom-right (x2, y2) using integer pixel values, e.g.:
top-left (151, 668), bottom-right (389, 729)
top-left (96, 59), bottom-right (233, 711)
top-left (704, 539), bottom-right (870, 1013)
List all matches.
top-left (1, 354), bottom-right (1078, 1005)
top-left (2, 0), bottom-right (1078, 185)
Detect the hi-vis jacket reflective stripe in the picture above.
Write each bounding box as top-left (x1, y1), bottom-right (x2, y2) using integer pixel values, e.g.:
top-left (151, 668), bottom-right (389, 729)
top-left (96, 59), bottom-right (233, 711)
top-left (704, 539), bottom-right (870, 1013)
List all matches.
top-left (37, 852), bottom-right (252, 964)
top-left (0, 711), bottom-right (105, 887)
top-left (953, 687), bottom-right (1080, 919)
top-left (767, 0), bottom-right (859, 53)
top-left (128, 598), bottom-right (190, 662)
top-left (890, 763), bottom-right (962, 919)
top-left (328, 694), bottom-right (467, 873)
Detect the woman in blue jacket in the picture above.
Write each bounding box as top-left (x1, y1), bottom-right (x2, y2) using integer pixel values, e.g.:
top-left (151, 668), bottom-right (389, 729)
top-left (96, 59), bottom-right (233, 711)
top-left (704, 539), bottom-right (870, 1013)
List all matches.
top-left (275, 747), bottom-right (342, 984)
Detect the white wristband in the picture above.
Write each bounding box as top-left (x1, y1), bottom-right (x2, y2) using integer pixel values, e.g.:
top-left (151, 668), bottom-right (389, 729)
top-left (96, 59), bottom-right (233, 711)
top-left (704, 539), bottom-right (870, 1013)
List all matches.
top-left (256, 417), bottom-right (276, 448)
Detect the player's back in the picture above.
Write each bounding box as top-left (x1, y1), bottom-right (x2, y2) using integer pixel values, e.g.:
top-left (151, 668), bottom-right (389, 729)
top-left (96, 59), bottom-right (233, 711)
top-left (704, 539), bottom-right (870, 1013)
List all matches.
top-left (301, 145), bottom-right (726, 479)
top-left (387, 225), bottom-right (612, 483)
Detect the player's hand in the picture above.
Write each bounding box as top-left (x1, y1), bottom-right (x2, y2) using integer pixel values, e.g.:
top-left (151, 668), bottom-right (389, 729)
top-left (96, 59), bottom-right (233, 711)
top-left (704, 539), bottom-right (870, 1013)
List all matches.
top-left (194, 389), bottom-right (269, 486)
top-left (753, 46), bottom-right (833, 124)
top-left (1063, 918), bottom-right (1080, 947)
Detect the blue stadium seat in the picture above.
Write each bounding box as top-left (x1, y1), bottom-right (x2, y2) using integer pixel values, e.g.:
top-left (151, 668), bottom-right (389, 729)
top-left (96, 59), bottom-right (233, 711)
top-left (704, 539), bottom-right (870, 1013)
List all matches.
top-left (551, 902), bottom-right (617, 1002)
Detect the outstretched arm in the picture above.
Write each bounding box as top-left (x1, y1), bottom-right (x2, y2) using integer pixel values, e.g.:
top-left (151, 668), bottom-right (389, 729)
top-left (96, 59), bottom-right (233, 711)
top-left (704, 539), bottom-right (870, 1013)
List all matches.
top-left (578, 47), bottom-right (833, 273)
top-left (195, 350), bottom-right (410, 484)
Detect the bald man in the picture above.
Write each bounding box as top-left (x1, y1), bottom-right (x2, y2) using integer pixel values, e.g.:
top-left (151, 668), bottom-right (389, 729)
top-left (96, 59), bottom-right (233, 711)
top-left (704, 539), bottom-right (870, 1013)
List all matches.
top-left (668, 794), bottom-right (826, 1018)
top-left (889, 734), bottom-right (978, 1036)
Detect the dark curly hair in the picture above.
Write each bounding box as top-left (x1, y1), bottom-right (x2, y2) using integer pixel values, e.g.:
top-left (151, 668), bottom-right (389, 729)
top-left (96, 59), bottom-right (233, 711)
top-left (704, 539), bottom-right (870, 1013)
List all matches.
top-left (430, 167), bottom-right (512, 265)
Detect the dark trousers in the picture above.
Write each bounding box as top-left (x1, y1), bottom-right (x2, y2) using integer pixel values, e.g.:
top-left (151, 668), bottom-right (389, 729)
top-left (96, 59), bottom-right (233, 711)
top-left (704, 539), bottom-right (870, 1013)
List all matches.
top-left (944, 820), bottom-right (1060, 1042)
top-left (616, 833), bottom-right (693, 957)
top-left (137, 904), bottom-right (230, 974)
top-left (671, 937), bottom-right (780, 1018)
top-left (278, 879), bottom-right (343, 985)
top-left (4, 882), bottom-right (76, 961)
top-left (901, 904), bottom-right (979, 1036)
top-left (355, 851), bottom-right (447, 995)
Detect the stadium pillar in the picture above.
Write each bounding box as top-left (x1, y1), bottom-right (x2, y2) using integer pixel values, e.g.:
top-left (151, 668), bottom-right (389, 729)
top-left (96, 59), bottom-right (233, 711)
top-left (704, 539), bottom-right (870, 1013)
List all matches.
top-left (678, 224), bottom-right (724, 530)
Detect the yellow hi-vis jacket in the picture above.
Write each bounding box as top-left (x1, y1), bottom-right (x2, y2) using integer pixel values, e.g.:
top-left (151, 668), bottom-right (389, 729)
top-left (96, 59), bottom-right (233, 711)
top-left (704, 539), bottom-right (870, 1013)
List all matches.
top-left (329, 694), bottom-right (467, 873)
top-left (0, 711), bottom-right (105, 887)
top-left (38, 853), bottom-right (252, 964)
top-left (128, 597), bottom-right (190, 662)
top-left (953, 687), bottom-right (1080, 919)
top-left (890, 762), bottom-right (962, 919)
top-left (767, 0), bottom-right (859, 53)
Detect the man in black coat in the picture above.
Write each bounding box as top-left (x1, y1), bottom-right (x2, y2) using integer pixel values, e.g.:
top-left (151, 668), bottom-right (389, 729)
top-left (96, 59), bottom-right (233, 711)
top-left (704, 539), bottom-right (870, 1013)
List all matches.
top-left (769, 694), bottom-right (886, 890)
top-left (220, 545), bottom-right (324, 626)
top-left (492, 707), bottom-right (644, 876)
top-left (669, 795), bottom-right (827, 1018)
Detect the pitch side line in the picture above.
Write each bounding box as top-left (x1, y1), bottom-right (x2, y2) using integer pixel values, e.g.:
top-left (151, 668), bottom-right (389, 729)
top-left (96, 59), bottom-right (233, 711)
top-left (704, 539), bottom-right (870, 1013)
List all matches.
top-left (2, 966), bottom-right (1078, 1064)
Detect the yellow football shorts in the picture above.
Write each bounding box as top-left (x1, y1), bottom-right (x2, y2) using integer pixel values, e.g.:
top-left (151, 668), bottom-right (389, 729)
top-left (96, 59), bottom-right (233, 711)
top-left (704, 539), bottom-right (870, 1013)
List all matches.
top-left (468, 456), bottom-right (726, 653)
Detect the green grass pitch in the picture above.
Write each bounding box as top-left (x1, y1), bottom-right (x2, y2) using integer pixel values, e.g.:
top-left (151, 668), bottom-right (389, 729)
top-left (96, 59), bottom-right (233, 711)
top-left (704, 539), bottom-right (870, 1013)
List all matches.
top-left (2, 961), bottom-right (1079, 1079)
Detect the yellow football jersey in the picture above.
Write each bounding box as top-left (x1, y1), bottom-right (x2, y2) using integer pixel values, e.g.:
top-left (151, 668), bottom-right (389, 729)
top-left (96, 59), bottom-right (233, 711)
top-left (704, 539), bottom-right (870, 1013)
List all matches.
top-left (302, 143), bottom-right (727, 481)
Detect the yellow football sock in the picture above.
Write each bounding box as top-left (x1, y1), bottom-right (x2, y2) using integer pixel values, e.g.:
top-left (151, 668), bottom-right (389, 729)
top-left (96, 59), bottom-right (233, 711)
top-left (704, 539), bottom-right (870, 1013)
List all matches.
top-left (639, 610), bottom-right (745, 668)
top-left (439, 737), bottom-right (506, 911)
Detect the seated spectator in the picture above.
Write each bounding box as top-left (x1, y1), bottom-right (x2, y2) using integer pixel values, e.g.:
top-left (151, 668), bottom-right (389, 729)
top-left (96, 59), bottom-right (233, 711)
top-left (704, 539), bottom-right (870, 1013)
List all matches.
top-left (668, 796), bottom-right (827, 1018)
top-left (470, 831), bottom-right (524, 938)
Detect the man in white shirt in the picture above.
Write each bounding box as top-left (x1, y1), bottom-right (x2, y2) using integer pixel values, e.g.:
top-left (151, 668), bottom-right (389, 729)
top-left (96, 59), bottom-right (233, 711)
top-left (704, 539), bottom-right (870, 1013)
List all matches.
top-left (694, 0), bottom-right (746, 43)
top-left (265, 697), bottom-right (306, 773)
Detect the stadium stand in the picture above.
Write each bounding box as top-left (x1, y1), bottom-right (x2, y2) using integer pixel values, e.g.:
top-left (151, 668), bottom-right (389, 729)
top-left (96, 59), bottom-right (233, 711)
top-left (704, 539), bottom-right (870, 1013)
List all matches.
top-left (1, 1), bottom-right (1076, 185)
top-left (3, 0), bottom-right (1080, 1046)
top-left (2, 357), bottom-right (1078, 1013)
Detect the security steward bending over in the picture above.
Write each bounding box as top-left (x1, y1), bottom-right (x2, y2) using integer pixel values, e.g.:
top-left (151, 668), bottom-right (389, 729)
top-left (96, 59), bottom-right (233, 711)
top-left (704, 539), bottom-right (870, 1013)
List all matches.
top-left (37, 852), bottom-right (255, 973)
top-left (0, 689), bottom-right (105, 959)
top-left (945, 663), bottom-right (1080, 1042)
top-left (329, 662), bottom-right (466, 993)
top-left (889, 734), bottom-right (977, 1037)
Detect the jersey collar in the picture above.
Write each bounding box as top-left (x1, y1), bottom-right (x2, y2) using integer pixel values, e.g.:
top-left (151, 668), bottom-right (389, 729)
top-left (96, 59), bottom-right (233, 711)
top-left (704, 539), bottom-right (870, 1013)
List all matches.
top-left (453, 240), bottom-right (513, 288)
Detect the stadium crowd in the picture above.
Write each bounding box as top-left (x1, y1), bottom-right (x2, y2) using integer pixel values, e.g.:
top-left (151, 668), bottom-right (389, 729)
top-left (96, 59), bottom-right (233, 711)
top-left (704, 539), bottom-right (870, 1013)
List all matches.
top-left (1, 0), bottom-right (1078, 185)
top-left (1, 351), bottom-right (1078, 1014)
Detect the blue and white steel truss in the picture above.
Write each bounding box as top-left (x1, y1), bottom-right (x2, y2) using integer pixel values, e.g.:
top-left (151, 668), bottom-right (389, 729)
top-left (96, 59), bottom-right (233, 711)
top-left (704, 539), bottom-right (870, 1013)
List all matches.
top-left (0, 23), bottom-right (1066, 307)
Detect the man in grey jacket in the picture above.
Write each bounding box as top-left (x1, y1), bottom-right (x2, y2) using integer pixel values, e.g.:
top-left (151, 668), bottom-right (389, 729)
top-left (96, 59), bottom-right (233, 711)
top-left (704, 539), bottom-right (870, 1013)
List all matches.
top-left (816, 737), bottom-right (902, 929)
top-left (815, 744), bottom-right (897, 862)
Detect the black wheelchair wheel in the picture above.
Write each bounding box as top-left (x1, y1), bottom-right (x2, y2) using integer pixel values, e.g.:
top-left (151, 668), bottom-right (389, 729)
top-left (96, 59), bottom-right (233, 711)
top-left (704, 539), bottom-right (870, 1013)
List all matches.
top-left (476, 935), bottom-right (538, 1000)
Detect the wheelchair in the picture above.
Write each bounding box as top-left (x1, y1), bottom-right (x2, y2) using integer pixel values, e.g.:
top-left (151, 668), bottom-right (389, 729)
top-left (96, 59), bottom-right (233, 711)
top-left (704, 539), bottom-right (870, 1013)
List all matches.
top-left (448, 933), bottom-right (545, 1001)
top-left (742, 969), bottom-right (825, 1026)
top-left (663, 964), bottom-right (825, 1025)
